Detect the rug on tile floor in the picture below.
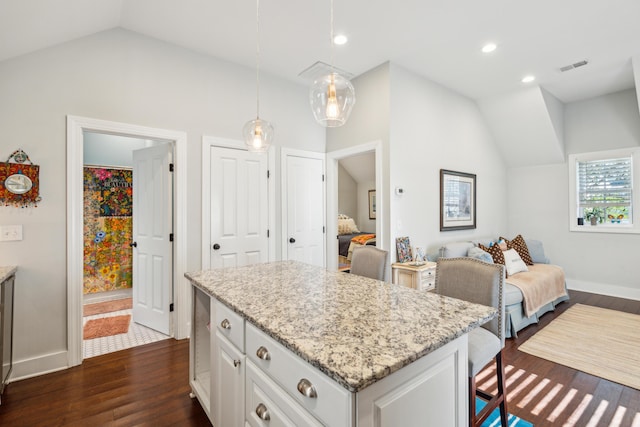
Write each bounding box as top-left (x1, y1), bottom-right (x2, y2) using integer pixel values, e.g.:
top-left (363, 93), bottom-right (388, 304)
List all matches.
top-left (83, 297), bottom-right (132, 316)
top-left (83, 314), bottom-right (131, 339)
top-left (477, 398), bottom-right (533, 427)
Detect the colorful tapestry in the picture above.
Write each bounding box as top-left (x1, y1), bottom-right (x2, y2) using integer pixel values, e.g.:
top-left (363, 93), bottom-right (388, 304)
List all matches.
top-left (0, 162), bottom-right (41, 208)
top-left (83, 167), bottom-right (133, 294)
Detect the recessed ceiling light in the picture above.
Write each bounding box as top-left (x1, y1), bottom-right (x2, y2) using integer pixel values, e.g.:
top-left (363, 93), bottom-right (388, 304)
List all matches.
top-left (334, 34), bottom-right (348, 45)
top-left (481, 43), bottom-right (497, 53)
top-left (521, 75), bottom-right (536, 83)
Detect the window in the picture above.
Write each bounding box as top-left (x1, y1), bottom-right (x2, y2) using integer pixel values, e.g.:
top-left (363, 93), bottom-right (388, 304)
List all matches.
top-left (570, 148), bottom-right (640, 234)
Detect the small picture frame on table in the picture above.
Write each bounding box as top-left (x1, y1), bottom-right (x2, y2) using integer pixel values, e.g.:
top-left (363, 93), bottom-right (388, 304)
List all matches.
top-left (395, 236), bottom-right (412, 263)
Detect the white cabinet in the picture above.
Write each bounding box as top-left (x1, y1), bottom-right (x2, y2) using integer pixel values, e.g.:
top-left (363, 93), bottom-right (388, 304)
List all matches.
top-left (189, 286), bottom-right (212, 420)
top-left (213, 331), bottom-right (245, 427)
top-left (190, 286), bottom-right (469, 427)
top-left (392, 262), bottom-right (437, 291)
top-left (245, 360), bottom-right (323, 427)
top-left (0, 273), bottom-right (15, 405)
top-left (357, 335), bottom-right (467, 427)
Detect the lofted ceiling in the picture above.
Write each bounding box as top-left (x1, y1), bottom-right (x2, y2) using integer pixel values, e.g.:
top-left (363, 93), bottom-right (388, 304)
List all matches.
top-left (1, 0), bottom-right (639, 104)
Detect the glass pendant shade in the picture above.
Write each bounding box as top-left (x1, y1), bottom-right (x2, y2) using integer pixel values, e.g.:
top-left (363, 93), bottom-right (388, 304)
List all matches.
top-left (310, 72), bottom-right (356, 127)
top-left (243, 118), bottom-right (274, 152)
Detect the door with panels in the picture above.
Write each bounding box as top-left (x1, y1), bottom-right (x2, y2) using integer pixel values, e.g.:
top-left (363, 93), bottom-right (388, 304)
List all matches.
top-left (209, 146), bottom-right (269, 269)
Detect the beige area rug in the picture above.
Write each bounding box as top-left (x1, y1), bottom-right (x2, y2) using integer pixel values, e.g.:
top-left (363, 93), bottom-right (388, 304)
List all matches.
top-left (83, 315), bottom-right (131, 340)
top-left (519, 304), bottom-right (640, 390)
top-left (84, 297), bottom-right (133, 316)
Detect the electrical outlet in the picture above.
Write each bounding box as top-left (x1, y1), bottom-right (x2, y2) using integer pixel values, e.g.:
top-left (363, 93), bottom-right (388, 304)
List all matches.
top-left (0, 225), bottom-right (23, 241)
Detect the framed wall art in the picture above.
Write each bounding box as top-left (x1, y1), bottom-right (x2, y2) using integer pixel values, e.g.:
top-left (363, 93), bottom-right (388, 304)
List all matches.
top-left (368, 189), bottom-right (376, 219)
top-left (440, 169), bottom-right (476, 231)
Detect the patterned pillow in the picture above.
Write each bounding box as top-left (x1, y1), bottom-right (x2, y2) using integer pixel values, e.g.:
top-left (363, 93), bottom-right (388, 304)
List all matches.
top-left (501, 234), bottom-right (534, 265)
top-left (478, 243), bottom-right (505, 265)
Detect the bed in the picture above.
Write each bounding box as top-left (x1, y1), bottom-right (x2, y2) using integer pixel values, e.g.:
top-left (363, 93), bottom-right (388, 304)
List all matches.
top-left (338, 232), bottom-right (375, 257)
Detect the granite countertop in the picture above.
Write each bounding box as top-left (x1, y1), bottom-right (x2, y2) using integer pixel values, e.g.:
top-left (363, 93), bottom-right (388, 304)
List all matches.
top-left (185, 260), bottom-right (495, 393)
top-left (0, 266), bottom-right (17, 283)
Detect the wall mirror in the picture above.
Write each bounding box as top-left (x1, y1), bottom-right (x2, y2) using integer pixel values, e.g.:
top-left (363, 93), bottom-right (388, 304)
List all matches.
top-left (4, 173), bottom-right (33, 194)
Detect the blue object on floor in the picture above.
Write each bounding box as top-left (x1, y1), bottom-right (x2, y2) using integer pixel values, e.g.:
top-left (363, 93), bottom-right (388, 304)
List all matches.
top-left (477, 397), bottom-right (534, 427)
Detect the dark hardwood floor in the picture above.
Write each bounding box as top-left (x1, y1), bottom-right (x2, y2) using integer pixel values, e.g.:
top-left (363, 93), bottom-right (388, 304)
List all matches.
top-left (478, 289), bottom-right (640, 426)
top-left (0, 289), bottom-right (638, 426)
top-left (0, 339), bottom-right (211, 426)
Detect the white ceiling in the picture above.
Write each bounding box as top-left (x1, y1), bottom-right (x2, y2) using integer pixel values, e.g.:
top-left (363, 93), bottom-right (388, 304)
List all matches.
top-left (1, 0), bottom-right (639, 103)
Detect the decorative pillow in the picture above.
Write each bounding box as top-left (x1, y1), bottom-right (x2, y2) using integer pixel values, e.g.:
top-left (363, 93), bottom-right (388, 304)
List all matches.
top-left (467, 247), bottom-right (494, 264)
top-left (503, 248), bottom-right (529, 276)
top-left (338, 218), bottom-right (360, 235)
top-left (439, 241), bottom-right (475, 258)
top-left (501, 234), bottom-right (534, 265)
top-left (478, 243), bottom-right (505, 265)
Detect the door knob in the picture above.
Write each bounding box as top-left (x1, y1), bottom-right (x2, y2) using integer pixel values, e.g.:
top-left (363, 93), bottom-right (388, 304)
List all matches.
top-left (130, 242), bottom-right (137, 248)
top-left (289, 237), bottom-right (296, 243)
top-left (213, 243), bottom-right (220, 250)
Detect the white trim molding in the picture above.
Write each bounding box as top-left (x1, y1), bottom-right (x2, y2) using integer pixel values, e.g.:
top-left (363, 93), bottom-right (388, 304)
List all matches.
top-left (66, 115), bottom-right (188, 368)
top-left (567, 278), bottom-right (640, 301)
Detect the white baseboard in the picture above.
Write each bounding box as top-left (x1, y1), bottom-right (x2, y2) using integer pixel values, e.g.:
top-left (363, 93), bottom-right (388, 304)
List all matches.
top-left (567, 278), bottom-right (640, 301)
top-left (9, 350), bottom-right (69, 383)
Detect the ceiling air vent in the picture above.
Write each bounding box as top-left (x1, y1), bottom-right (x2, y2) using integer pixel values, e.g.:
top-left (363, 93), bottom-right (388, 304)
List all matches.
top-left (560, 60), bottom-right (589, 72)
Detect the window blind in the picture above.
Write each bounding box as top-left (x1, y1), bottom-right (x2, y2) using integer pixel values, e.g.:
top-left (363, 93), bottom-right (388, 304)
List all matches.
top-left (577, 157), bottom-right (632, 207)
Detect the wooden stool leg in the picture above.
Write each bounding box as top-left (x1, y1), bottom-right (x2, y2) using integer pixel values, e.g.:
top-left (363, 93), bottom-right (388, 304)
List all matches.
top-left (496, 351), bottom-right (508, 426)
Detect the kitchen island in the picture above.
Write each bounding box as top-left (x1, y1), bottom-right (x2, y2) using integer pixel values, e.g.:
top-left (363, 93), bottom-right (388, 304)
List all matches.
top-left (186, 260), bottom-right (495, 427)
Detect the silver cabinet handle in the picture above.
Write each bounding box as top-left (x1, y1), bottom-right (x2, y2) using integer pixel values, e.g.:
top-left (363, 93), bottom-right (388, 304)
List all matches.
top-left (220, 319), bottom-right (231, 330)
top-left (256, 346), bottom-right (271, 361)
top-left (297, 378), bottom-right (317, 398)
top-left (233, 359), bottom-right (241, 368)
top-left (256, 403), bottom-right (270, 421)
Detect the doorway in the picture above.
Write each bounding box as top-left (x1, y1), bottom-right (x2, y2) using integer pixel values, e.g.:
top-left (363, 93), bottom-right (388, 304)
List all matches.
top-left (67, 116), bottom-right (189, 367)
top-left (81, 133), bottom-right (171, 358)
top-left (326, 141), bottom-right (383, 272)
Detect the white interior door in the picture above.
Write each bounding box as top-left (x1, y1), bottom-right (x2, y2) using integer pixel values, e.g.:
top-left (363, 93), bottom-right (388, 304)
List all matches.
top-left (284, 152), bottom-right (325, 267)
top-left (210, 146), bottom-right (269, 268)
top-left (132, 144), bottom-right (173, 335)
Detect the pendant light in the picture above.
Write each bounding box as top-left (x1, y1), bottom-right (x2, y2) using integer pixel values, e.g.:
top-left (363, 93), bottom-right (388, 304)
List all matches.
top-left (243, 0), bottom-right (274, 152)
top-left (309, 0), bottom-right (356, 127)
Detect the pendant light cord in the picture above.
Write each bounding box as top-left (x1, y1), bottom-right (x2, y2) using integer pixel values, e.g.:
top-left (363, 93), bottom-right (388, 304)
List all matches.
top-left (330, 0), bottom-right (335, 69)
top-left (255, 0), bottom-right (261, 119)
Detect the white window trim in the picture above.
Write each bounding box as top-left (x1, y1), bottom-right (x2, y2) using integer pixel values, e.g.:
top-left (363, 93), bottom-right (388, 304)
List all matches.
top-left (569, 147), bottom-right (640, 234)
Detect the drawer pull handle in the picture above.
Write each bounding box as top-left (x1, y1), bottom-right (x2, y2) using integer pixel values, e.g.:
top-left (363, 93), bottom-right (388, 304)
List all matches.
top-left (233, 359), bottom-right (241, 368)
top-left (256, 403), bottom-right (270, 421)
top-left (220, 319), bottom-right (231, 330)
top-left (256, 346), bottom-right (271, 361)
top-left (297, 378), bottom-right (317, 398)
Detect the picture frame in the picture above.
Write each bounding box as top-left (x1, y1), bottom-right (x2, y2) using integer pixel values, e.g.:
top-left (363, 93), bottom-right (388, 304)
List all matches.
top-left (395, 236), bottom-right (412, 263)
top-left (368, 189), bottom-right (376, 220)
top-left (440, 169), bottom-right (476, 231)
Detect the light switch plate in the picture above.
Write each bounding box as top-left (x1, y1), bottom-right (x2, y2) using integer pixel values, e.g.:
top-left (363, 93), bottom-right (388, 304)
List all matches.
top-left (0, 225), bottom-right (23, 241)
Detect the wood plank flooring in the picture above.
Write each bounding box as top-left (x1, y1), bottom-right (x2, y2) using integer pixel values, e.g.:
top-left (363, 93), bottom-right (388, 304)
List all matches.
top-left (0, 289), bottom-right (638, 426)
top-left (478, 290), bottom-right (640, 426)
top-left (0, 339), bottom-right (211, 426)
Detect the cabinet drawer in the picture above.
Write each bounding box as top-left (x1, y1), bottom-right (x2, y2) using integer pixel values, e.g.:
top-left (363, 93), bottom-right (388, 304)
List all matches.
top-left (246, 323), bottom-right (352, 427)
top-left (246, 360), bottom-right (323, 427)
top-left (214, 300), bottom-right (245, 352)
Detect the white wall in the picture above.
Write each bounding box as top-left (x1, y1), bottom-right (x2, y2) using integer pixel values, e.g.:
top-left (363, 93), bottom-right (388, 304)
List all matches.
top-left (0, 28), bottom-right (324, 378)
top-left (357, 181), bottom-right (376, 233)
top-left (83, 132), bottom-right (161, 167)
top-left (327, 63), bottom-right (391, 252)
top-left (389, 64), bottom-right (508, 261)
top-left (508, 89), bottom-right (640, 299)
top-left (337, 164), bottom-right (357, 219)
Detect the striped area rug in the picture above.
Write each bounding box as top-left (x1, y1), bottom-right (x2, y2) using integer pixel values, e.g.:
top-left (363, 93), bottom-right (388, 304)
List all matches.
top-left (477, 398), bottom-right (533, 427)
top-left (519, 303), bottom-right (640, 390)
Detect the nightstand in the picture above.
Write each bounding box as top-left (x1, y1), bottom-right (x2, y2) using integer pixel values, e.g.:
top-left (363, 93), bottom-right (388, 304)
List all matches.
top-left (391, 262), bottom-right (437, 291)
